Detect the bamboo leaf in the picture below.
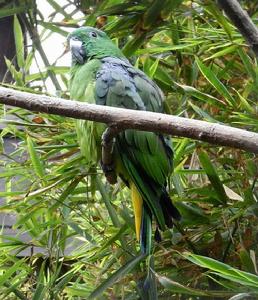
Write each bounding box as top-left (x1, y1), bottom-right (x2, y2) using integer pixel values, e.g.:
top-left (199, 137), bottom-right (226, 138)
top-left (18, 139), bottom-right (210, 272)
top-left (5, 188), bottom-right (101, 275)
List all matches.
top-left (156, 272), bottom-right (237, 297)
top-left (96, 177), bottom-right (120, 227)
top-left (198, 150), bottom-right (228, 204)
top-left (88, 254), bottom-right (145, 299)
top-left (32, 261), bottom-right (47, 300)
top-left (149, 58), bottom-right (160, 79)
top-left (0, 259), bottom-right (25, 286)
top-left (13, 15), bottom-right (25, 69)
top-left (156, 273), bottom-right (210, 296)
top-left (0, 6), bottom-right (27, 18)
top-left (195, 57), bottom-right (236, 107)
top-left (175, 82), bottom-right (226, 108)
top-left (27, 136), bottom-right (45, 179)
top-left (204, 45), bottom-right (238, 61)
top-left (4, 57), bottom-right (24, 85)
top-left (183, 252), bottom-right (258, 290)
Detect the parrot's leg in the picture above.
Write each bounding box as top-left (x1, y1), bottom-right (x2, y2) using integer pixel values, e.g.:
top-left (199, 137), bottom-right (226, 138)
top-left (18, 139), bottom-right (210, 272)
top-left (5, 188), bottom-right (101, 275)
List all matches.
top-left (101, 127), bottom-right (121, 184)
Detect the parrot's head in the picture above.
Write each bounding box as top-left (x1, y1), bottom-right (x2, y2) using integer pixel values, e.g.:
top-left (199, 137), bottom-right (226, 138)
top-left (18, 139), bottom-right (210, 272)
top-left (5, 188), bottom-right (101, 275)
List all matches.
top-left (68, 26), bottom-right (124, 65)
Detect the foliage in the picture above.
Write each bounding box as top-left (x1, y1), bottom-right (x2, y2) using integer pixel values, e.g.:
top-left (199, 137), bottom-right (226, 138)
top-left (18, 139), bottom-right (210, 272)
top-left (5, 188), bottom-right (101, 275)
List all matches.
top-left (0, 0), bottom-right (258, 299)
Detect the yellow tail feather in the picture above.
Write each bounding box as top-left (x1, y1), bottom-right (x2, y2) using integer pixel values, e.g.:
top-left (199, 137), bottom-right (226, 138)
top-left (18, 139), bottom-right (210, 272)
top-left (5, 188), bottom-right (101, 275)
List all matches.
top-left (131, 183), bottom-right (143, 241)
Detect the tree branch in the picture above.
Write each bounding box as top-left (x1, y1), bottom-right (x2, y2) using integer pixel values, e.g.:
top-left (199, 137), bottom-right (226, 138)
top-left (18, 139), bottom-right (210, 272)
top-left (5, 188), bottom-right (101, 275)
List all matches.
top-left (0, 86), bottom-right (257, 154)
top-left (217, 0), bottom-right (258, 57)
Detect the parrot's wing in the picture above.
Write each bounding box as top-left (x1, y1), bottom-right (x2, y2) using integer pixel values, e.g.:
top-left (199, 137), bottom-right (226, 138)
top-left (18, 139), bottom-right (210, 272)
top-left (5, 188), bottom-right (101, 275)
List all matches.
top-left (96, 57), bottom-right (180, 233)
top-left (126, 65), bottom-right (164, 113)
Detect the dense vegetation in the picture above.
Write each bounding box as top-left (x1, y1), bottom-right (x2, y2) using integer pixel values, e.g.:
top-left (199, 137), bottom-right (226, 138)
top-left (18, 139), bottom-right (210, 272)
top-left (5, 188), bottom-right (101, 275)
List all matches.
top-left (0, 0), bottom-right (257, 299)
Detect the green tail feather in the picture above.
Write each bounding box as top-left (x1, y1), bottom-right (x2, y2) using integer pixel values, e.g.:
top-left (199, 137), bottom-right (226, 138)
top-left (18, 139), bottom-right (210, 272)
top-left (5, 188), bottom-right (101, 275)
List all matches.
top-left (140, 206), bottom-right (152, 254)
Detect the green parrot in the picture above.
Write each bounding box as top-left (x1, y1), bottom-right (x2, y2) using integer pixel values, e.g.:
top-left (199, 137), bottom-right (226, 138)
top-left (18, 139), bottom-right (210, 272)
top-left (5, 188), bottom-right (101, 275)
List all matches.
top-left (68, 27), bottom-right (180, 253)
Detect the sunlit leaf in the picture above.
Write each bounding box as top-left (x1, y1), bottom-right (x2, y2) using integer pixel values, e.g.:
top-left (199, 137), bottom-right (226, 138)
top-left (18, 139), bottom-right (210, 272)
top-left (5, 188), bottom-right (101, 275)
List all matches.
top-left (13, 15), bottom-right (25, 69)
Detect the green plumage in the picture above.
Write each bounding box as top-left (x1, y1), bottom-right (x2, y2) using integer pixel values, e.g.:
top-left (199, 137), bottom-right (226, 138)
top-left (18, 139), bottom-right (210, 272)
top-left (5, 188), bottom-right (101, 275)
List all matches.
top-left (68, 27), bottom-right (180, 253)
top-left (70, 59), bottom-right (104, 164)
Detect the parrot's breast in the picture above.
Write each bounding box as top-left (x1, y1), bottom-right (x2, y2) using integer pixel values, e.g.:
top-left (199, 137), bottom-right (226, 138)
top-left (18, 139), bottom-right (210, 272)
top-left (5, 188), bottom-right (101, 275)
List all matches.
top-left (70, 59), bottom-right (105, 166)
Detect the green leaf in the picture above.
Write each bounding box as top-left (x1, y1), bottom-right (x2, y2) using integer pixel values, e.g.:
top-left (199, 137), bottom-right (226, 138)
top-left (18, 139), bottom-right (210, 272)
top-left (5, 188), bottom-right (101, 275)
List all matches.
top-left (123, 33), bottom-right (147, 57)
top-left (175, 82), bottom-right (226, 109)
top-left (54, 272), bottom-right (75, 294)
top-left (88, 254), bottom-right (145, 299)
top-left (143, 0), bottom-right (166, 29)
top-left (46, 0), bottom-right (71, 19)
top-left (98, 224), bottom-right (128, 252)
top-left (176, 202), bottom-right (210, 225)
top-left (149, 58), bottom-right (160, 79)
top-left (204, 45), bottom-right (238, 61)
top-left (239, 248), bottom-right (256, 274)
top-left (0, 259), bottom-right (25, 286)
top-left (204, 1), bottom-right (233, 38)
top-left (32, 261), bottom-right (47, 300)
top-left (156, 272), bottom-right (238, 297)
top-left (67, 222), bottom-right (96, 245)
top-left (96, 177), bottom-right (120, 227)
top-left (183, 252), bottom-right (258, 290)
top-left (38, 21), bottom-right (68, 37)
top-left (13, 15), bottom-right (25, 69)
top-left (4, 57), bottom-right (24, 86)
top-left (3, 280), bottom-right (28, 300)
top-left (27, 136), bottom-right (45, 179)
top-left (237, 48), bottom-right (257, 82)
top-left (156, 273), bottom-right (210, 296)
top-left (189, 102), bottom-right (220, 123)
top-left (0, 6), bottom-right (27, 18)
top-left (136, 42), bottom-right (202, 55)
top-left (198, 150), bottom-right (228, 204)
top-left (195, 57), bottom-right (236, 107)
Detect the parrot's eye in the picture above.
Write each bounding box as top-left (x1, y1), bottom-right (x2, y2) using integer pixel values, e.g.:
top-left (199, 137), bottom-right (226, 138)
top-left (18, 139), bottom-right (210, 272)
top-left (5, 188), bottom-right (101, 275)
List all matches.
top-left (89, 31), bottom-right (97, 38)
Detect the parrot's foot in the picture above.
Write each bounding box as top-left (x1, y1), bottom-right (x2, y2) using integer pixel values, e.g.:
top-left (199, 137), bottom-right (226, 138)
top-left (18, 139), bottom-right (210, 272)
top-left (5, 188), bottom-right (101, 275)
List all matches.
top-left (101, 127), bottom-right (119, 185)
top-left (101, 161), bottom-right (117, 184)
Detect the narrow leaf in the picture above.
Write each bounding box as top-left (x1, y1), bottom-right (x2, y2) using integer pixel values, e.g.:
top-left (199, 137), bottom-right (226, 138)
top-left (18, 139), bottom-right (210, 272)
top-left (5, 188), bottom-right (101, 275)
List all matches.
top-left (195, 57), bottom-right (236, 107)
top-left (88, 254), bottom-right (145, 299)
top-left (27, 136), bottom-right (45, 179)
top-left (0, 259), bottom-right (25, 286)
top-left (198, 150), bottom-right (228, 204)
top-left (183, 252), bottom-right (258, 289)
top-left (13, 15), bottom-right (25, 69)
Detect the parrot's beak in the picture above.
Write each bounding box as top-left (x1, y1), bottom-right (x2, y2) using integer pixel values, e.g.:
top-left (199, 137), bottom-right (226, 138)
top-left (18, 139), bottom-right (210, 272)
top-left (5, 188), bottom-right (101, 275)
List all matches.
top-left (64, 41), bottom-right (69, 53)
top-left (69, 38), bottom-right (86, 64)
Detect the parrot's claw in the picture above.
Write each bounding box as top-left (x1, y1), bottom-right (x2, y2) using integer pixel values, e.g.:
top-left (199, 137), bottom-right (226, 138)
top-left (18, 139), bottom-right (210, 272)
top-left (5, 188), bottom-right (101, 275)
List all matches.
top-left (101, 161), bottom-right (117, 184)
top-left (101, 160), bottom-right (115, 173)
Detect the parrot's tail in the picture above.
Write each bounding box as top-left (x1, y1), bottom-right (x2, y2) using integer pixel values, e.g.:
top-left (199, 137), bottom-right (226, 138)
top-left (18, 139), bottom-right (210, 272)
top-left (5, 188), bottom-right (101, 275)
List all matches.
top-left (139, 189), bottom-right (181, 254)
top-left (140, 205), bottom-right (152, 254)
top-left (131, 183), bottom-right (154, 254)
top-left (131, 184), bottom-right (180, 254)
top-left (121, 150), bottom-right (180, 254)
top-left (160, 188), bottom-right (181, 228)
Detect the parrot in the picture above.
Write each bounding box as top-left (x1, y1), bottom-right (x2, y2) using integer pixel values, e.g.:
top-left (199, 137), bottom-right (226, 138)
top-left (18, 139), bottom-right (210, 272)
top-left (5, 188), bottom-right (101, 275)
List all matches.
top-left (68, 27), bottom-right (180, 253)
